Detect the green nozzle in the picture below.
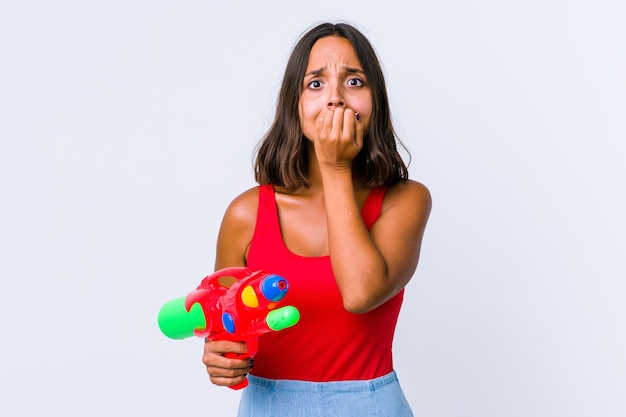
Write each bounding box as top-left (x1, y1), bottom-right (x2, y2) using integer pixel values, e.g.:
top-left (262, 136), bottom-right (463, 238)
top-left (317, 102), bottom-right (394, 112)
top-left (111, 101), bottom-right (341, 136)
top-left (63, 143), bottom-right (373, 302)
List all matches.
top-left (266, 306), bottom-right (300, 331)
top-left (158, 297), bottom-right (206, 340)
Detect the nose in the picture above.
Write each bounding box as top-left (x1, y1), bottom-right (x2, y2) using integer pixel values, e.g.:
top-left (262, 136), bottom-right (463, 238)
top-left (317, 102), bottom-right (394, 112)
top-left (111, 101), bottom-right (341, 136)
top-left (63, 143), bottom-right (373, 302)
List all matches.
top-left (326, 83), bottom-right (345, 109)
top-left (327, 98), bottom-right (345, 108)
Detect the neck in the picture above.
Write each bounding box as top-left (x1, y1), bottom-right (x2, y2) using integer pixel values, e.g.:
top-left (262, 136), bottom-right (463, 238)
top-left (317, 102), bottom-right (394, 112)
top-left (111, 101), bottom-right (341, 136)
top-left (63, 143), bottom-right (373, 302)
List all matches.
top-left (306, 143), bottom-right (324, 191)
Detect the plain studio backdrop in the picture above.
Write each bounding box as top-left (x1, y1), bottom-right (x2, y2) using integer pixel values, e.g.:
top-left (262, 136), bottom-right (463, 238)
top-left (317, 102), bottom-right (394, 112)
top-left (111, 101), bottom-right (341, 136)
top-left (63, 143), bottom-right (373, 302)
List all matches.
top-left (1, 1), bottom-right (624, 416)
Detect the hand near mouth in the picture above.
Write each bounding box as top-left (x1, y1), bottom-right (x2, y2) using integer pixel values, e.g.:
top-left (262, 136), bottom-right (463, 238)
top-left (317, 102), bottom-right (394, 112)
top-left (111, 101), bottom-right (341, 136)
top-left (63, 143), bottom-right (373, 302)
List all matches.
top-left (314, 107), bottom-right (363, 170)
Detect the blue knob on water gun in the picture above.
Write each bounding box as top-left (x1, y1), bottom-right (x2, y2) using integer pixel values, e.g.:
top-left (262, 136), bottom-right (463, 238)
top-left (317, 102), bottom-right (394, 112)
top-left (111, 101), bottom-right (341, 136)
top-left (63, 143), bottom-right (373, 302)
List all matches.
top-left (261, 274), bottom-right (289, 302)
top-left (222, 312), bottom-right (236, 334)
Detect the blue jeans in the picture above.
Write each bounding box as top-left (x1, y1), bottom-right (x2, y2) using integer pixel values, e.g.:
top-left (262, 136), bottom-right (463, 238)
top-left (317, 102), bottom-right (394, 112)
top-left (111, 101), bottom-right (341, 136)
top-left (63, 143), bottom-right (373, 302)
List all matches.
top-left (237, 371), bottom-right (414, 417)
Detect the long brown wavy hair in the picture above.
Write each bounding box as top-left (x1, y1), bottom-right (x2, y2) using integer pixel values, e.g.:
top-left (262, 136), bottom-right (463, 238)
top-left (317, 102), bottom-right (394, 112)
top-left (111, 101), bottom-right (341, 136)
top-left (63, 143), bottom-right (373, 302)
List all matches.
top-left (254, 22), bottom-right (409, 189)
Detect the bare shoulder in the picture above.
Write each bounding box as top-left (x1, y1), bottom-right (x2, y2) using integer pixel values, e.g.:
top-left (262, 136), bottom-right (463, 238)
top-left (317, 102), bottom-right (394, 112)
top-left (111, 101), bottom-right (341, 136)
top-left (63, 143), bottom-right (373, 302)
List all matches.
top-left (222, 186), bottom-right (260, 227)
top-left (383, 179), bottom-right (432, 215)
top-left (215, 186), bottom-right (260, 269)
top-left (371, 180), bottom-right (431, 266)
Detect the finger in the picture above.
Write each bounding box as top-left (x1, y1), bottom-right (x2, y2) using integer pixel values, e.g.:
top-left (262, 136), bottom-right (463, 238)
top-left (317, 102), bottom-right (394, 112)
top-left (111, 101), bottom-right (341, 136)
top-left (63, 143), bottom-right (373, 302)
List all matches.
top-left (204, 357), bottom-right (252, 374)
top-left (341, 108), bottom-right (356, 143)
top-left (316, 109), bottom-right (334, 140)
top-left (202, 349), bottom-right (251, 368)
top-left (330, 107), bottom-right (345, 139)
top-left (202, 339), bottom-right (251, 368)
top-left (209, 373), bottom-right (248, 387)
top-left (204, 339), bottom-right (248, 355)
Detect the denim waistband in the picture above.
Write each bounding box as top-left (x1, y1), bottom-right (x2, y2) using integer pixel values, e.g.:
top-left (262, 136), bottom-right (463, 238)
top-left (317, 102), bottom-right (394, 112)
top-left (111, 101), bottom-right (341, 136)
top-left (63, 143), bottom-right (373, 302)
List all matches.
top-left (247, 370), bottom-right (399, 393)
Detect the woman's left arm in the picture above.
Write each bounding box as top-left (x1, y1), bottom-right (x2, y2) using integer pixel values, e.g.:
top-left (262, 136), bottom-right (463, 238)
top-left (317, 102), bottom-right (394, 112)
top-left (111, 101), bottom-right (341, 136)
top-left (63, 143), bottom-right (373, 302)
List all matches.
top-left (314, 107), bottom-right (431, 313)
top-left (323, 176), bottom-right (432, 313)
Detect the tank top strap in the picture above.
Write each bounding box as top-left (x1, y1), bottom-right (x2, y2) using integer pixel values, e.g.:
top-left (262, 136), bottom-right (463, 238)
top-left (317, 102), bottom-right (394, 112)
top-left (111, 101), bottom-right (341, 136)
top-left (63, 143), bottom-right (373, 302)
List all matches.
top-left (257, 184), bottom-right (276, 215)
top-left (253, 184), bottom-right (282, 245)
top-left (360, 186), bottom-right (388, 230)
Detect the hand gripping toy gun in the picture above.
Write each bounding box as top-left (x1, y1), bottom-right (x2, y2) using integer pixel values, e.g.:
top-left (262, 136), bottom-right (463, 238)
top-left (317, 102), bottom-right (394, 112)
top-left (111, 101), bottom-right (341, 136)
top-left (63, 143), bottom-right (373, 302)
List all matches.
top-left (157, 267), bottom-right (300, 389)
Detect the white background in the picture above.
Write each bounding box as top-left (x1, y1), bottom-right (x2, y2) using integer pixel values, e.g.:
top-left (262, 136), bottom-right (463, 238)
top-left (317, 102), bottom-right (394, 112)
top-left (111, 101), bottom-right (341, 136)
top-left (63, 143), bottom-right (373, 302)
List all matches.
top-left (1, 1), bottom-right (624, 416)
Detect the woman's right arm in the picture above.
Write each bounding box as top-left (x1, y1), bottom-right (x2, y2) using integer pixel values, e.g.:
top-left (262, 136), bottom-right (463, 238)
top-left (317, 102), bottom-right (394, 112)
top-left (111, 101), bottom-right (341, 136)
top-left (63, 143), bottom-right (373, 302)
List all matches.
top-left (202, 187), bottom-right (259, 387)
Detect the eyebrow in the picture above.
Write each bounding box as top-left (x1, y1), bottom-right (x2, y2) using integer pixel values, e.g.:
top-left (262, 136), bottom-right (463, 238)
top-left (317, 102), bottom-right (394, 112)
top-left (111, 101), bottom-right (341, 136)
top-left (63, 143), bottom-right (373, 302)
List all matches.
top-left (304, 66), bottom-right (366, 77)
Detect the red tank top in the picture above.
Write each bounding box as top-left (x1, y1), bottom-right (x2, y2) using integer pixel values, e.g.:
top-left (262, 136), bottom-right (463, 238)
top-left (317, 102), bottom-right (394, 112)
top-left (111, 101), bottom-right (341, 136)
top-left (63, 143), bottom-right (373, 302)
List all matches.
top-left (246, 184), bottom-right (404, 382)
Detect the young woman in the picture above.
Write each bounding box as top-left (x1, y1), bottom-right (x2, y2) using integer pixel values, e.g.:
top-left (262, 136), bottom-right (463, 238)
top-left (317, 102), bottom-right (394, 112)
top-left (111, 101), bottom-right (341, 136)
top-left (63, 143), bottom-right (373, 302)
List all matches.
top-left (202, 22), bottom-right (431, 417)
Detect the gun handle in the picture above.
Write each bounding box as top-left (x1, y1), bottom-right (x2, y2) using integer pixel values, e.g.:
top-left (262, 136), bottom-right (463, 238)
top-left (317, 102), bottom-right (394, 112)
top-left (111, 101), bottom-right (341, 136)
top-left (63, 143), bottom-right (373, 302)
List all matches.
top-left (228, 378), bottom-right (249, 390)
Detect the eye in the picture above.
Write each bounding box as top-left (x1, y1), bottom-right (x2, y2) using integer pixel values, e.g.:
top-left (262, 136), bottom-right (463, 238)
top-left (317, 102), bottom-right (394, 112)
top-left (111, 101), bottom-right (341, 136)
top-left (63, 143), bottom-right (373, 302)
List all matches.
top-left (348, 78), bottom-right (364, 87)
top-left (307, 80), bottom-right (322, 89)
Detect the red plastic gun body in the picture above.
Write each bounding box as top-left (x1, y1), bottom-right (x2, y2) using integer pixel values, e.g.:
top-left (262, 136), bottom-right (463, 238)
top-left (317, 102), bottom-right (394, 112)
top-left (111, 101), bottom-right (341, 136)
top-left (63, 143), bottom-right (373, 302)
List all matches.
top-left (178, 267), bottom-right (300, 389)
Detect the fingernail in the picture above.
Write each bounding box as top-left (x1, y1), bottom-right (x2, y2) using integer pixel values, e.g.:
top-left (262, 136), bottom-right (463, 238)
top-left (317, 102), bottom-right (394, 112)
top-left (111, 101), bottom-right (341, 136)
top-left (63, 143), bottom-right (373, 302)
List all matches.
top-left (355, 112), bottom-right (360, 121)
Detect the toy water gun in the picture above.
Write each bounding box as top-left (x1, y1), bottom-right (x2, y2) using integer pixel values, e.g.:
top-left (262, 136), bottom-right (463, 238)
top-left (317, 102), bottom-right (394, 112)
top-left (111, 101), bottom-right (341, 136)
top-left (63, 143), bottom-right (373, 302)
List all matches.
top-left (158, 267), bottom-right (300, 389)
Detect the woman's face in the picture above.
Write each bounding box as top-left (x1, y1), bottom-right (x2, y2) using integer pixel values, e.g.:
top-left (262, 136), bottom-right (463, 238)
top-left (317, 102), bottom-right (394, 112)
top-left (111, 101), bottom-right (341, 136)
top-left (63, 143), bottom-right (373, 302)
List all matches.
top-left (298, 36), bottom-right (372, 142)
